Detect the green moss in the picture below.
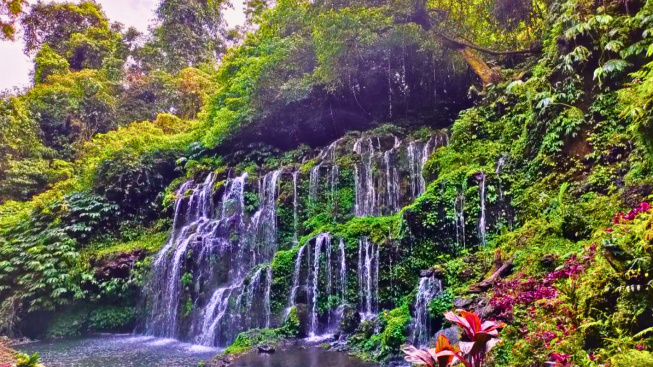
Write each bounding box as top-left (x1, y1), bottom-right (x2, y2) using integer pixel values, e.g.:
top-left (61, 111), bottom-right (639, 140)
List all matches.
top-left (428, 289), bottom-right (454, 318)
top-left (44, 310), bottom-right (88, 338)
top-left (88, 305), bottom-right (138, 332)
top-left (84, 230), bottom-right (168, 259)
top-left (270, 247), bottom-right (298, 314)
top-left (223, 328), bottom-right (280, 356)
top-left (379, 304), bottom-right (411, 353)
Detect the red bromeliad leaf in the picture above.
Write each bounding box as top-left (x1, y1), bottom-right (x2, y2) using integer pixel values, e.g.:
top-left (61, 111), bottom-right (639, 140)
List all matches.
top-left (431, 334), bottom-right (461, 367)
top-left (444, 311), bottom-right (473, 339)
top-left (402, 344), bottom-right (436, 367)
top-left (461, 310), bottom-right (482, 333)
top-left (443, 310), bottom-right (506, 367)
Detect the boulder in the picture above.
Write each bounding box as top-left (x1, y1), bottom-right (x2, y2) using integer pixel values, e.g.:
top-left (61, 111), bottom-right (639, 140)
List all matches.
top-left (257, 345), bottom-right (275, 354)
top-left (338, 305), bottom-right (361, 334)
top-left (92, 250), bottom-right (146, 281)
top-left (294, 304), bottom-right (310, 338)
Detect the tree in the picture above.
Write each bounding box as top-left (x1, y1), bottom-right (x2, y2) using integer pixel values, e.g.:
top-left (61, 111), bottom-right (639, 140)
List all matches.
top-left (400, 0), bottom-right (547, 84)
top-left (0, 0), bottom-right (26, 40)
top-left (22, 1), bottom-right (109, 55)
top-left (146, 0), bottom-right (230, 72)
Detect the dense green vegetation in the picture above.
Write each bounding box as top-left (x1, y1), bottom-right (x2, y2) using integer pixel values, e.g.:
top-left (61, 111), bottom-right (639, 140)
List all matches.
top-left (2, 0), bottom-right (653, 366)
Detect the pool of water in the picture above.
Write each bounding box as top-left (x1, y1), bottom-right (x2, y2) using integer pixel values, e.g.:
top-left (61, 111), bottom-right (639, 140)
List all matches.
top-left (17, 335), bottom-right (379, 367)
top-left (231, 346), bottom-right (378, 367)
top-left (17, 334), bottom-right (219, 367)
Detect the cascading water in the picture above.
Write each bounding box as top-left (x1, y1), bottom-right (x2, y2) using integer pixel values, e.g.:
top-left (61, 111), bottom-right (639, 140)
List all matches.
top-left (357, 237), bottom-right (379, 318)
top-left (339, 239), bottom-right (347, 302)
top-left (147, 173), bottom-right (217, 338)
top-left (287, 244), bottom-right (306, 314)
top-left (292, 170), bottom-right (299, 244)
top-left (145, 131), bottom-right (455, 347)
top-left (455, 190), bottom-right (466, 249)
top-left (309, 139), bottom-right (341, 208)
top-left (264, 265), bottom-right (273, 328)
top-left (309, 233), bottom-right (330, 337)
top-left (384, 136), bottom-right (402, 213)
top-left (252, 170), bottom-right (283, 261)
top-left (407, 133), bottom-right (449, 199)
top-left (478, 172), bottom-right (487, 247)
top-left (146, 168), bottom-right (283, 347)
top-left (413, 276), bottom-right (443, 347)
top-left (353, 137), bottom-right (378, 217)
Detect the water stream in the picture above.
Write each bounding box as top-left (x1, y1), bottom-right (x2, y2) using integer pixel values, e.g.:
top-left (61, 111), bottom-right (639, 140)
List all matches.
top-left (17, 335), bottom-right (219, 367)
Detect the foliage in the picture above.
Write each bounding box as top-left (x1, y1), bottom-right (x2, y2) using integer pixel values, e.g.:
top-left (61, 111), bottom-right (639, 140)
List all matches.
top-left (379, 304), bottom-right (411, 353)
top-left (403, 310), bottom-right (505, 367)
top-left (0, 0), bottom-right (26, 40)
top-left (87, 305), bottom-right (138, 332)
top-left (429, 289), bottom-right (455, 318)
top-left (402, 334), bottom-right (463, 367)
top-left (15, 352), bottom-right (41, 367)
top-left (146, 0), bottom-right (228, 72)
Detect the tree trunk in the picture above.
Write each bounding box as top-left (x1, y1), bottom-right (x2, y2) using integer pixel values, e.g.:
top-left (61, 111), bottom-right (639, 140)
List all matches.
top-left (457, 48), bottom-right (503, 85)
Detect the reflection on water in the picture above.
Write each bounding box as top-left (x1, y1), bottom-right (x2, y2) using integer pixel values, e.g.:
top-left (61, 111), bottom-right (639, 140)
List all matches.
top-left (17, 334), bottom-right (219, 367)
top-left (17, 335), bottom-right (379, 367)
top-left (231, 346), bottom-right (378, 367)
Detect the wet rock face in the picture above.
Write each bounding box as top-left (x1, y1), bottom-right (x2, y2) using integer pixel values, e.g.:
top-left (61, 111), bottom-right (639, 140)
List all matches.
top-left (338, 305), bottom-right (361, 334)
top-left (294, 304), bottom-right (311, 338)
top-left (257, 345), bottom-right (275, 354)
top-left (92, 250), bottom-right (146, 281)
top-left (622, 184), bottom-right (653, 208)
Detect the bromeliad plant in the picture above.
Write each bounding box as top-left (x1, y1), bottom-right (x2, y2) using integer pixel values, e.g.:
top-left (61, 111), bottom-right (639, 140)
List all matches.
top-left (402, 310), bottom-right (506, 367)
top-left (403, 334), bottom-right (468, 367)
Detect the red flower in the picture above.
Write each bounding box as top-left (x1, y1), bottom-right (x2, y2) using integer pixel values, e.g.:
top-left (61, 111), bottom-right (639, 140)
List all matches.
top-left (636, 344), bottom-right (645, 351)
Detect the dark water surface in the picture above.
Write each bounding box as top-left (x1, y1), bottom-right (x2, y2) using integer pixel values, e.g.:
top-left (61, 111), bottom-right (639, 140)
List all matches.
top-left (17, 335), bottom-right (379, 367)
top-left (231, 346), bottom-right (378, 367)
top-left (17, 334), bottom-right (219, 367)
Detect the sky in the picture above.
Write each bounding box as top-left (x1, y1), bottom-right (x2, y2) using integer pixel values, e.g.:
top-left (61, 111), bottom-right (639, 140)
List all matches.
top-left (0, 0), bottom-right (245, 91)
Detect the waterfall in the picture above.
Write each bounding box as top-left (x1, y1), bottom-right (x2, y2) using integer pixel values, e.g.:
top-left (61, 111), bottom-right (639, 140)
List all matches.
top-left (147, 173), bottom-right (217, 338)
top-left (309, 164), bottom-right (320, 204)
top-left (478, 172), bottom-right (486, 247)
top-left (455, 190), bottom-right (466, 249)
top-left (358, 237), bottom-right (378, 318)
top-left (244, 268), bottom-right (264, 328)
top-left (292, 170), bottom-right (299, 244)
top-left (146, 167), bottom-right (285, 347)
top-left (384, 136), bottom-right (401, 213)
top-left (252, 170), bottom-right (283, 261)
top-left (413, 276), bottom-right (443, 347)
top-left (197, 286), bottom-right (234, 346)
top-left (407, 133), bottom-right (449, 199)
top-left (309, 139), bottom-right (341, 207)
top-left (339, 239), bottom-right (347, 302)
top-left (264, 265), bottom-right (273, 328)
top-left (353, 137), bottom-right (377, 217)
top-left (309, 233), bottom-right (331, 337)
top-left (287, 244), bottom-right (306, 313)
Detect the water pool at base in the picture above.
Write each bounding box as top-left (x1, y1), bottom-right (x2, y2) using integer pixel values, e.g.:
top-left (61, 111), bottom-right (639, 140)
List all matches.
top-left (230, 346), bottom-right (378, 367)
top-left (17, 335), bottom-right (378, 367)
top-left (17, 334), bottom-right (219, 367)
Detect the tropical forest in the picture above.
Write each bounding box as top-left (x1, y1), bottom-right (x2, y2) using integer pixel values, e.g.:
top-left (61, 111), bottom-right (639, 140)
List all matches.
top-left (1, 0), bottom-right (653, 366)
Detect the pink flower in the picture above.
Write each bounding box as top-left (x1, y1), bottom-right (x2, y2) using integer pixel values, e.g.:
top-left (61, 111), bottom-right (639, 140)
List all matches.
top-left (636, 344), bottom-right (644, 351)
top-left (550, 353), bottom-right (572, 366)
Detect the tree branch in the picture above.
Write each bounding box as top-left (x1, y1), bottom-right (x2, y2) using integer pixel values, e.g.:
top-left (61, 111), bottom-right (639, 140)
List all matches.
top-left (434, 31), bottom-right (540, 56)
